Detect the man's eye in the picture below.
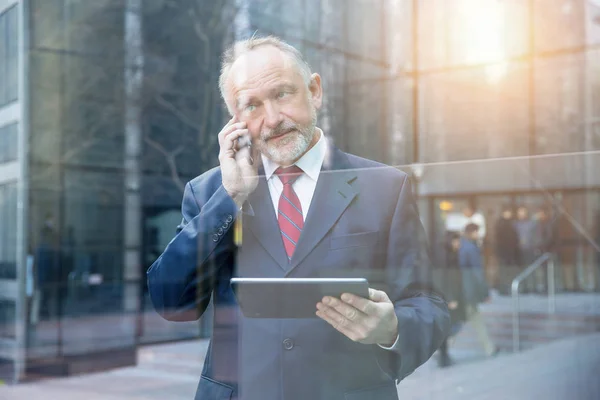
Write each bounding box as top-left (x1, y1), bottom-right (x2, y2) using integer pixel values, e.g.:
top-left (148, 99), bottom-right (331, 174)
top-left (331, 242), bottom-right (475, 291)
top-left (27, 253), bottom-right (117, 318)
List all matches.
top-left (245, 104), bottom-right (256, 112)
top-left (277, 91), bottom-right (289, 99)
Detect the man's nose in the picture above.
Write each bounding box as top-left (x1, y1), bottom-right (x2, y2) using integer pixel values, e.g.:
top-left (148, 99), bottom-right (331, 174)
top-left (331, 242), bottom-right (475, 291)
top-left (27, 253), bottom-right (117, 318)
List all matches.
top-left (263, 101), bottom-right (282, 129)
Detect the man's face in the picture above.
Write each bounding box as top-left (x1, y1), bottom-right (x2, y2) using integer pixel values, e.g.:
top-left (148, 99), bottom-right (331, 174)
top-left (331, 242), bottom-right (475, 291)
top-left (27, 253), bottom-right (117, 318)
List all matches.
top-left (463, 207), bottom-right (474, 218)
top-left (502, 210), bottom-right (512, 219)
top-left (225, 46), bottom-right (322, 165)
top-left (467, 230), bottom-right (479, 241)
top-left (451, 238), bottom-right (461, 251)
top-left (517, 207), bottom-right (528, 220)
top-left (536, 210), bottom-right (547, 220)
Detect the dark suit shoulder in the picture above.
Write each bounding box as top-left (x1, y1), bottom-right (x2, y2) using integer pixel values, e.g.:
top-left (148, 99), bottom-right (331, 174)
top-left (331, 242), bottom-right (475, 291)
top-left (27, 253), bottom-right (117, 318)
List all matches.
top-left (343, 152), bottom-right (408, 183)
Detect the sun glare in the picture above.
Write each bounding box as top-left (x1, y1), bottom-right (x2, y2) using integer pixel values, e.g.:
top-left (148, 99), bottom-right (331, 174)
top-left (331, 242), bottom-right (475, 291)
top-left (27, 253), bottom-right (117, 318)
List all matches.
top-left (456, 0), bottom-right (508, 82)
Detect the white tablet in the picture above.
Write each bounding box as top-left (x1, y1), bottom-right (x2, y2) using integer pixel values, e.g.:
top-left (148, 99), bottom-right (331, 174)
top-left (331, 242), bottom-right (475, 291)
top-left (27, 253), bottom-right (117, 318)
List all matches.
top-left (230, 278), bottom-right (370, 318)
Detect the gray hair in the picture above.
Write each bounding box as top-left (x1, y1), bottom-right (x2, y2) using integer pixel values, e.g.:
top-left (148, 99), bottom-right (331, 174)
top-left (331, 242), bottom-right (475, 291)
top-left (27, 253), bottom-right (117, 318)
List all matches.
top-left (218, 35), bottom-right (313, 113)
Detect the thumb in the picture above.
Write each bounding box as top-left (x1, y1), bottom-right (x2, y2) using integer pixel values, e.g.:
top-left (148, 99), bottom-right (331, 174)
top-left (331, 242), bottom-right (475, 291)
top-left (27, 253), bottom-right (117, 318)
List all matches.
top-left (369, 288), bottom-right (389, 303)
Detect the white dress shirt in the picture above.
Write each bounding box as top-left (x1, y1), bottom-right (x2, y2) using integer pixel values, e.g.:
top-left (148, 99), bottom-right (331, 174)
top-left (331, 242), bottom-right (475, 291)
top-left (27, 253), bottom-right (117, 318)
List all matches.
top-left (260, 129), bottom-right (400, 351)
top-left (261, 128), bottom-right (328, 219)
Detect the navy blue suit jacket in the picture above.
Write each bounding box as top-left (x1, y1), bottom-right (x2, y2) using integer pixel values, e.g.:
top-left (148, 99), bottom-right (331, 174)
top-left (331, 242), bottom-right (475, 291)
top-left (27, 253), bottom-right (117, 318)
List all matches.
top-left (147, 144), bottom-right (449, 400)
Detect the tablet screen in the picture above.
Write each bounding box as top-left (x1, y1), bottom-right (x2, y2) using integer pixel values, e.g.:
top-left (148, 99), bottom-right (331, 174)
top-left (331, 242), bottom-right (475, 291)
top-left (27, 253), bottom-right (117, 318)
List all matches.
top-left (230, 278), bottom-right (369, 318)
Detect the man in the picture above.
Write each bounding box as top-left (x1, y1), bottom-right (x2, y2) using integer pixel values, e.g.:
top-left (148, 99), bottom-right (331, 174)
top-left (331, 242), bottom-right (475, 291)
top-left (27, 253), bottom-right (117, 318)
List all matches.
top-left (513, 205), bottom-right (537, 292)
top-left (147, 36), bottom-right (449, 400)
top-left (462, 204), bottom-right (487, 245)
top-left (445, 203), bottom-right (486, 246)
top-left (32, 214), bottom-right (60, 323)
top-left (494, 206), bottom-right (519, 295)
top-left (436, 232), bottom-right (466, 368)
top-left (459, 224), bottom-right (497, 357)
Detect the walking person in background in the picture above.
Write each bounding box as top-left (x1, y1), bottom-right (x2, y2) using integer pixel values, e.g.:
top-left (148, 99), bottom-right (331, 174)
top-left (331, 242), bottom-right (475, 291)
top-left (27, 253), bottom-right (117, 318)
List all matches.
top-left (513, 206), bottom-right (537, 293)
top-left (494, 206), bottom-right (520, 295)
top-left (32, 214), bottom-right (61, 323)
top-left (596, 212), bottom-right (600, 292)
top-left (459, 224), bottom-right (498, 358)
top-left (436, 232), bottom-right (466, 368)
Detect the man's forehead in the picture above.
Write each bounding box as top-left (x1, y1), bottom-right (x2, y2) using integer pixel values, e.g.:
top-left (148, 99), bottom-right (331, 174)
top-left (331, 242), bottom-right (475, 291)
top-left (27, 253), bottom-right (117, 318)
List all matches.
top-left (228, 46), bottom-right (299, 90)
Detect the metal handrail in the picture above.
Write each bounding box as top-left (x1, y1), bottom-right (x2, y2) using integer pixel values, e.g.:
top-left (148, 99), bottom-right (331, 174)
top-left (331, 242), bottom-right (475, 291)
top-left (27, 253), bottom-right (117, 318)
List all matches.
top-left (511, 252), bottom-right (556, 352)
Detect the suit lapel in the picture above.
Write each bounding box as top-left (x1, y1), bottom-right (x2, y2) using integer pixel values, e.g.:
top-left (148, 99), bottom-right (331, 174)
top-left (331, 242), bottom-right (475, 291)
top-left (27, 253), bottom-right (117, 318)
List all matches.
top-left (244, 143), bottom-right (360, 273)
top-left (245, 166), bottom-right (289, 271)
top-left (286, 145), bottom-right (359, 275)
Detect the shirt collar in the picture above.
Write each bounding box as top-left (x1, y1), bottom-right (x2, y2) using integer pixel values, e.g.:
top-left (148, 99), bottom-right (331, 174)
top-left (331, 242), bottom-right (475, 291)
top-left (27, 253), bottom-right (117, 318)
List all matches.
top-left (261, 128), bottom-right (327, 182)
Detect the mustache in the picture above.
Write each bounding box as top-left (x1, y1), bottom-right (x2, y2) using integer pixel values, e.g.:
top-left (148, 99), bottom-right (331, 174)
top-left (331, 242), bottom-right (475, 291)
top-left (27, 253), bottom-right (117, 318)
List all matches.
top-left (261, 123), bottom-right (297, 140)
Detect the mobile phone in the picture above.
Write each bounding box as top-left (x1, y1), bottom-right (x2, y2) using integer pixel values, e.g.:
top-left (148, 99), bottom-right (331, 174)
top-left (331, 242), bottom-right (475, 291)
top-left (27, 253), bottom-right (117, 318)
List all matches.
top-left (235, 133), bottom-right (254, 165)
top-left (235, 134), bottom-right (252, 151)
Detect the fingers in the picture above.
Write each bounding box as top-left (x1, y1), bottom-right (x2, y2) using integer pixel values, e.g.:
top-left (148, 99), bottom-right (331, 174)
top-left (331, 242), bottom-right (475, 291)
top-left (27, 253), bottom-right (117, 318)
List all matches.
top-left (368, 288), bottom-right (390, 303)
top-left (218, 123), bottom-right (247, 147)
top-left (339, 293), bottom-right (377, 315)
top-left (218, 116), bottom-right (245, 145)
top-left (218, 125), bottom-right (249, 161)
top-left (316, 301), bottom-right (370, 343)
top-left (316, 309), bottom-right (357, 340)
top-left (320, 296), bottom-right (366, 322)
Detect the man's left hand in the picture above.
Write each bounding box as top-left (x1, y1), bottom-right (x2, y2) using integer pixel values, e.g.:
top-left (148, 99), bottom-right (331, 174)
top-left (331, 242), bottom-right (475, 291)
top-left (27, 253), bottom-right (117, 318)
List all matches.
top-left (316, 288), bottom-right (398, 347)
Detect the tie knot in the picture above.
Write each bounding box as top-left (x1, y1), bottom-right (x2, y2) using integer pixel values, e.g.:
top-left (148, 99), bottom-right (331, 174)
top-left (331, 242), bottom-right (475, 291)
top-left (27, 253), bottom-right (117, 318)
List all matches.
top-left (275, 166), bottom-right (303, 185)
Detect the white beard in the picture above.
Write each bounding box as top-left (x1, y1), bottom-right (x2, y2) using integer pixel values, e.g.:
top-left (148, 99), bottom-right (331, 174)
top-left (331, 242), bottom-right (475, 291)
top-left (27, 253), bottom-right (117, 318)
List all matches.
top-left (260, 106), bottom-right (317, 165)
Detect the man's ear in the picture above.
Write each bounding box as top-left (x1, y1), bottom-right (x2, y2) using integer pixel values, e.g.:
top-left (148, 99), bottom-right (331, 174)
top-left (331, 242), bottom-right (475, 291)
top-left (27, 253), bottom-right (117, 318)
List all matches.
top-left (309, 73), bottom-right (323, 110)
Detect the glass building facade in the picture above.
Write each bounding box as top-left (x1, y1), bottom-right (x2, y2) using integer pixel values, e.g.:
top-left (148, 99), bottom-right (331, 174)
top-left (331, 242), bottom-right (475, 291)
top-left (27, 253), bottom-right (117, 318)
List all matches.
top-left (394, 0), bottom-right (600, 293)
top-left (0, 0), bottom-right (598, 384)
top-left (0, 0), bottom-right (20, 383)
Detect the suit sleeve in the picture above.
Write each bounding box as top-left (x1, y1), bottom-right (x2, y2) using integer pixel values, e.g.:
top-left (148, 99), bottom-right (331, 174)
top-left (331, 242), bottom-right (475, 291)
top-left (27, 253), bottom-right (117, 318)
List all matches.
top-left (375, 174), bottom-right (450, 381)
top-left (146, 181), bottom-right (238, 321)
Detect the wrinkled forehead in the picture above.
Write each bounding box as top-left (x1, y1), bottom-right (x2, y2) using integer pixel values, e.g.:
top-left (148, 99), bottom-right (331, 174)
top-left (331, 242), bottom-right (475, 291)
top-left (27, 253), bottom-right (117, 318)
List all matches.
top-left (227, 46), bottom-right (301, 93)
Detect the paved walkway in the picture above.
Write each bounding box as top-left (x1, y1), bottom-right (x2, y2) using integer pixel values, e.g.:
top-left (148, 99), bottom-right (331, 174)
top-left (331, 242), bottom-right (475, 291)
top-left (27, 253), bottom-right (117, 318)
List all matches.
top-left (483, 291), bottom-right (600, 316)
top-left (1, 332), bottom-right (599, 399)
top-left (399, 332), bottom-right (600, 400)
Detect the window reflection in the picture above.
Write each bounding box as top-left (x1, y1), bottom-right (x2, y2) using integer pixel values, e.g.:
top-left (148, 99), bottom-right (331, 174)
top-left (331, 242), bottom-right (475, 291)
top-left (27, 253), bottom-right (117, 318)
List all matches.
top-left (0, 0), bottom-right (597, 398)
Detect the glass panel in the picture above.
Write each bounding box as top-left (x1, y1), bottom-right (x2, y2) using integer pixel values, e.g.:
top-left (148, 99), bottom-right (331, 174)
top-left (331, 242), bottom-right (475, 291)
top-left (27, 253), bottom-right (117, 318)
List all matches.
top-left (587, 1), bottom-right (600, 46)
top-left (345, 0), bottom-right (385, 62)
top-left (0, 183), bottom-right (17, 280)
top-left (61, 281), bottom-right (136, 355)
top-left (28, 50), bottom-right (64, 165)
top-left (535, 53), bottom-right (588, 154)
top-left (0, 182), bottom-right (18, 382)
top-left (418, 0), bottom-right (529, 70)
top-left (588, 48), bottom-right (600, 151)
top-left (0, 8), bottom-right (6, 106)
top-left (27, 203), bottom-right (61, 360)
top-left (477, 195), bottom-right (517, 290)
top-left (6, 5), bottom-right (17, 103)
top-left (419, 61), bottom-right (530, 163)
top-left (557, 191), bottom-right (600, 292)
top-left (0, 300), bottom-right (16, 339)
top-left (321, 0), bottom-right (345, 49)
top-left (534, 0), bottom-right (586, 53)
top-left (0, 123), bottom-right (18, 163)
top-left (30, 0), bottom-right (65, 50)
top-left (389, 78), bottom-right (414, 166)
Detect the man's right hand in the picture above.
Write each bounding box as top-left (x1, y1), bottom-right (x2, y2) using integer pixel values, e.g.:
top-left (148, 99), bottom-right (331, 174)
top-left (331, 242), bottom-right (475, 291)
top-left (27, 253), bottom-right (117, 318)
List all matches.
top-left (218, 116), bottom-right (259, 207)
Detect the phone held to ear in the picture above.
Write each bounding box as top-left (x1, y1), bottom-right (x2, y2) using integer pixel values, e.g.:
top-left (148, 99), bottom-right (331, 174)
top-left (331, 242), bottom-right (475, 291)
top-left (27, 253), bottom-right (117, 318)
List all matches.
top-left (235, 133), bottom-right (254, 165)
top-left (235, 133), bottom-right (252, 151)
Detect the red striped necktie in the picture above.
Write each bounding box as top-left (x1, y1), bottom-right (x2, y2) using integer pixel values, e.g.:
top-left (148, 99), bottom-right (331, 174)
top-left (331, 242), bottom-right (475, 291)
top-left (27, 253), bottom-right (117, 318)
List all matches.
top-left (275, 166), bottom-right (304, 260)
